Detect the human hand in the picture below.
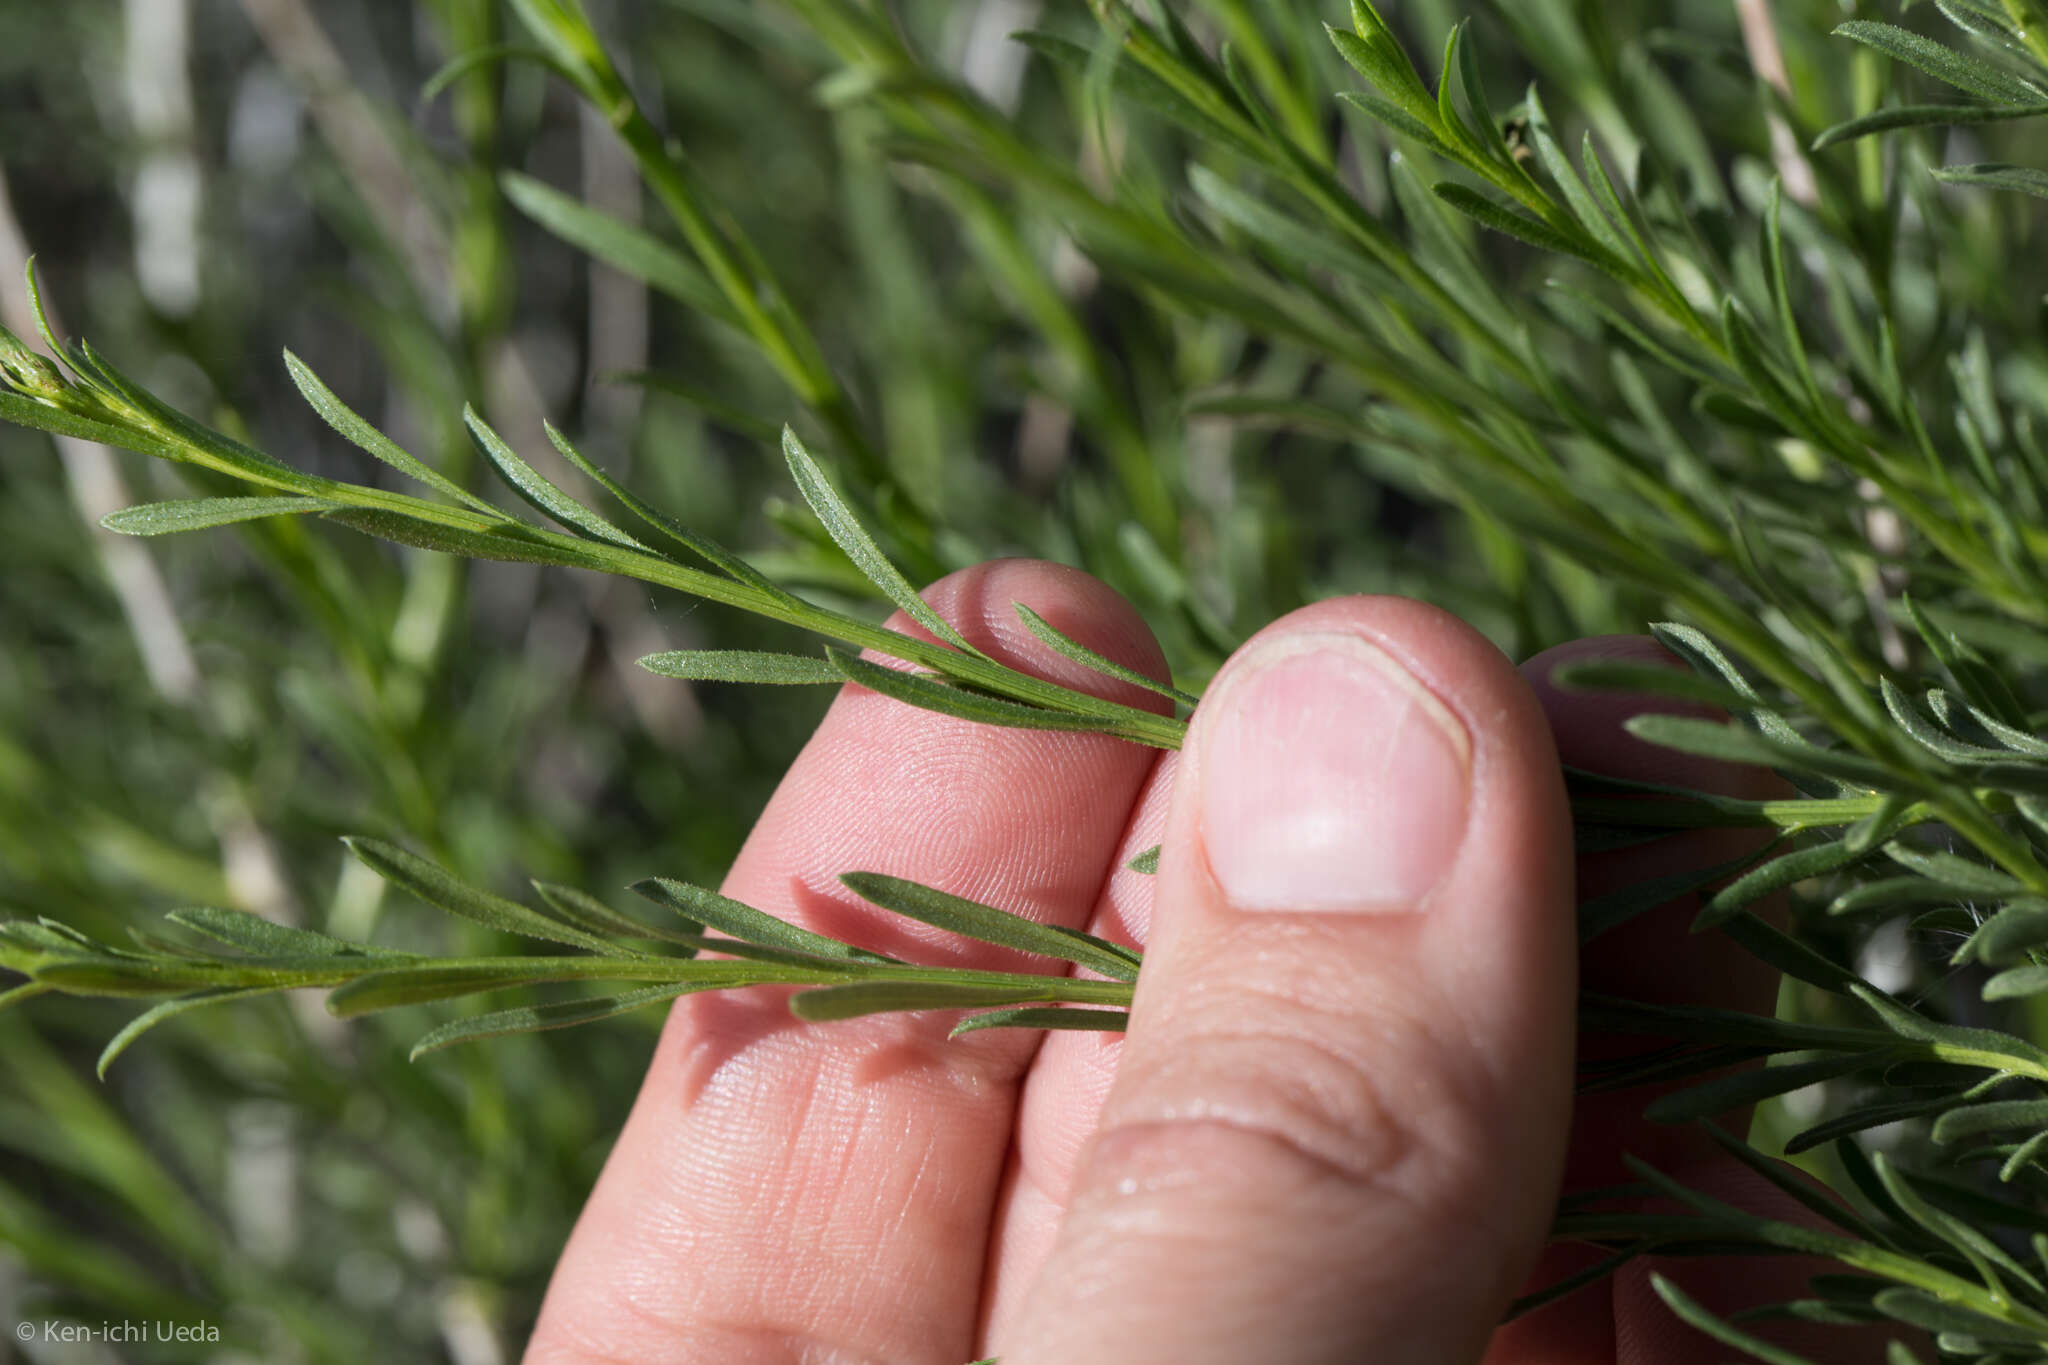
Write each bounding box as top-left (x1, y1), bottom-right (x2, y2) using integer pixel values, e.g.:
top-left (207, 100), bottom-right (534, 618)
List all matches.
top-left (525, 559), bottom-right (1885, 1364)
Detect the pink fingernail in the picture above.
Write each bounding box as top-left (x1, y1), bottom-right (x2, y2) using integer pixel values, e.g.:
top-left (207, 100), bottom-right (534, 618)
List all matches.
top-left (1196, 631), bottom-right (1471, 913)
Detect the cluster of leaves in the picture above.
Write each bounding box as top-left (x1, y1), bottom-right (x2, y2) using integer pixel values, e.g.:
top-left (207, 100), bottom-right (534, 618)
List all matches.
top-left (8, 0), bottom-right (2048, 1358)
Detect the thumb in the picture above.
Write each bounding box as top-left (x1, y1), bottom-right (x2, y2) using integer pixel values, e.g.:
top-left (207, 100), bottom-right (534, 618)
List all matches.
top-left (1004, 599), bottom-right (1578, 1365)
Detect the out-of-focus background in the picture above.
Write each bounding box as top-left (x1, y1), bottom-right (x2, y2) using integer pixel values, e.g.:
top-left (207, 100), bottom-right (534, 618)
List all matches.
top-left (11, 0), bottom-right (2032, 1358)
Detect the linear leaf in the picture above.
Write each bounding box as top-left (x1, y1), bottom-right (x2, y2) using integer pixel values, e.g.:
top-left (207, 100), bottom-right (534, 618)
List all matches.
top-left (343, 838), bottom-right (614, 953)
top-left (1650, 1276), bottom-right (1822, 1365)
top-left (787, 979), bottom-right (1066, 1022)
top-left (630, 877), bottom-right (894, 962)
top-left (531, 882), bottom-right (694, 952)
top-left (97, 990), bottom-right (271, 1078)
top-left (1695, 838), bottom-right (1878, 931)
top-left (321, 506), bottom-right (606, 569)
top-left (500, 171), bottom-right (738, 324)
top-left (1813, 101), bottom-right (2048, 149)
top-left (164, 906), bottom-right (406, 959)
top-left (827, 649), bottom-right (1129, 736)
top-left (463, 406), bottom-right (646, 549)
top-left (1580, 847), bottom-right (1769, 941)
top-left (1548, 658), bottom-right (1756, 713)
top-left (1013, 603), bottom-right (1194, 707)
top-left (407, 983), bottom-right (693, 1059)
top-left (949, 1007), bottom-right (1130, 1038)
top-left (1626, 714), bottom-right (1895, 788)
top-left (101, 496), bottom-right (347, 536)
top-left (1430, 182), bottom-right (1613, 271)
top-left (1832, 22), bottom-right (2047, 104)
top-left (541, 421), bottom-right (789, 595)
top-left (637, 650), bottom-right (842, 685)
top-left (838, 872), bottom-right (1140, 982)
top-left (284, 350), bottom-right (501, 515)
top-left (1644, 1050), bottom-right (1897, 1124)
top-left (780, 426), bottom-right (976, 653)
top-left (1931, 161), bottom-right (2048, 198)
top-left (1932, 1099), bottom-right (2048, 1143)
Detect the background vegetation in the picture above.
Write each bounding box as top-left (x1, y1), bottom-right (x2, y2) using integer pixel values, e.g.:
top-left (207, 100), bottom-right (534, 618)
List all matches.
top-left (4, 0), bottom-right (2048, 1360)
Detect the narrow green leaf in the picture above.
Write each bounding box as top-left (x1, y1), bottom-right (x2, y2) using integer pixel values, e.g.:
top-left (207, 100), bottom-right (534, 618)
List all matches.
top-left (463, 406), bottom-right (647, 550)
top-left (1644, 1050), bottom-right (1895, 1124)
top-left (781, 427), bottom-right (979, 655)
top-left (327, 956), bottom-right (700, 1016)
top-left (1625, 714), bottom-right (1895, 789)
top-left (1985, 965), bottom-right (2048, 999)
top-left (788, 979), bottom-right (1063, 1022)
top-left (284, 350), bottom-right (502, 515)
top-left (97, 990), bottom-right (270, 1078)
top-left (531, 882), bottom-right (696, 952)
top-left (1580, 847), bottom-right (1769, 941)
top-left (1650, 1275), bottom-right (1823, 1365)
top-left (1696, 839), bottom-right (1878, 931)
top-left (321, 506), bottom-right (607, 570)
top-left (949, 1007), bottom-right (1130, 1038)
top-left (1852, 983), bottom-right (2048, 1076)
top-left (501, 171), bottom-right (739, 325)
top-left (1813, 101), bottom-right (2048, 149)
top-left (101, 496), bottom-right (346, 537)
top-left (1719, 912), bottom-right (1864, 996)
top-left (343, 837), bottom-right (614, 953)
top-left (1833, 22), bottom-right (2047, 104)
top-left (826, 649), bottom-right (1130, 737)
top-left (838, 872), bottom-right (1141, 982)
top-left (1334, 90), bottom-right (1457, 154)
top-left (1548, 658), bottom-right (1755, 713)
top-left (1960, 899), bottom-right (2048, 964)
top-left (408, 983), bottom-right (693, 1059)
top-left (1931, 161), bottom-right (2048, 198)
top-left (1013, 603), bottom-right (1194, 707)
top-left (540, 420), bottom-right (790, 596)
top-left (630, 877), bottom-right (894, 962)
top-left (638, 650), bottom-right (842, 685)
top-left (1430, 182), bottom-right (1614, 271)
top-left (164, 906), bottom-right (406, 959)
top-left (1932, 1098), bottom-right (2048, 1143)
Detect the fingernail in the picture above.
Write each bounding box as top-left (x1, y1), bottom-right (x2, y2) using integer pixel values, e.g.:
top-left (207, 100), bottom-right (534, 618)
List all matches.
top-left (1196, 631), bottom-right (1472, 912)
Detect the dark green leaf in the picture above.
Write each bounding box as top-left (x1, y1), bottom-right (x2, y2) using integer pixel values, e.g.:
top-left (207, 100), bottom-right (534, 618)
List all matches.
top-left (1430, 182), bottom-right (1615, 272)
top-left (781, 427), bottom-right (978, 654)
top-left (501, 171), bottom-right (738, 324)
top-left (826, 649), bottom-right (1131, 737)
top-left (1013, 602), bottom-right (1193, 707)
top-left (948, 1007), bottom-right (1130, 1038)
top-left (408, 984), bottom-right (693, 1059)
top-left (164, 906), bottom-right (406, 959)
top-left (343, 838), bottom-right (614, 953)
top-left (97, 990), bottom-right (271, 1078)
top-left (1813, 102), bottom-right (2048, 150)
top-left (838, 872), bottom-right (1141, 982)
top-left (630, 877), bottom-right (894, 962)
top-left (284, 351), bottom-right (502, 515)
top-left (787, 979), bottom-right (1064, 1022)
top-left (463, 406), bottom-right (647, 550)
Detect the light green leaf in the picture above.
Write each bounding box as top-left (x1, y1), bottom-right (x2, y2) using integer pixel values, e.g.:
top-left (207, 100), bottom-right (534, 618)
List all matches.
top-left (284, 350), bottom-right (502, 515)
top-left (838, 872), bottom-right (1141, 982)
top-left (1625, 714), bottom-right (1895, 788)
top-left (463, 406), bottom-right (647, 550)
top-left (501, 171), bottom-right (738, 325)
top-left (1931, 1098), bottom-right (2048, 1143)
top-left (101, 496), bottom-right (347, 536)
top-left (407, 983), bottom-right (693, 1059)
top-left (97, 990), bottom-right (271, 1078)
top-left (1833, 22), bottom-right (2047, 104)
top-left (1013, 602), bottom-right (1195, 707)
top-left (949, 1007), bottom-right (1130, 1038)
top-left (1931, 161), bottom-right (2048, 198)
top-left (637, 650), bottom-right (842, 685)
top-left (781, 427), bottom-right (980, 655)
top-left (342, 838), bottom-right (614, 953)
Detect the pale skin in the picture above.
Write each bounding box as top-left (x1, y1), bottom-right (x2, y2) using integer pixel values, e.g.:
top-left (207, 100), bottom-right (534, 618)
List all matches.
top-left (525, 558), bottom-right (1895, 1364)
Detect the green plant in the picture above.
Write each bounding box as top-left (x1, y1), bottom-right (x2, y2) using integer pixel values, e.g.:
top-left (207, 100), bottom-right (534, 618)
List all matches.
top-left (8, 0), bottom-right (2048, 1358)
